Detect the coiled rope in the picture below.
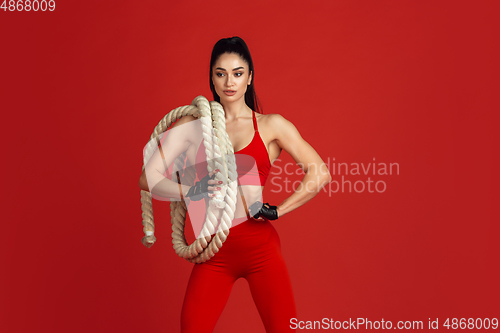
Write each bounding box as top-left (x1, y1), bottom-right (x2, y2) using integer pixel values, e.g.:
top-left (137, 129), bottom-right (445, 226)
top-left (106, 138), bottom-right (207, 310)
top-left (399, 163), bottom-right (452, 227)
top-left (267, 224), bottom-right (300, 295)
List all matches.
top-left (140, 96), bottom-right (239, 264)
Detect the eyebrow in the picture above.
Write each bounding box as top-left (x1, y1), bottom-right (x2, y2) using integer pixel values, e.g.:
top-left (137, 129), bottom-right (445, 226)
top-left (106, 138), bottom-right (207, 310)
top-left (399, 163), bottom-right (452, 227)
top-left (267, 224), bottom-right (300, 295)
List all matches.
top-left (215, 67), bottom-right (245, 71)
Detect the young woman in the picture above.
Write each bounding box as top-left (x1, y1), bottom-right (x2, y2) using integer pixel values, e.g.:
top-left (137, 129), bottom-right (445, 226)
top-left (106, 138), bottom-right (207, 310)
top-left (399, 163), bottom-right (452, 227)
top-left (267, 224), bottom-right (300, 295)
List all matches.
top-left (139, 36), bottom-right (331, 332)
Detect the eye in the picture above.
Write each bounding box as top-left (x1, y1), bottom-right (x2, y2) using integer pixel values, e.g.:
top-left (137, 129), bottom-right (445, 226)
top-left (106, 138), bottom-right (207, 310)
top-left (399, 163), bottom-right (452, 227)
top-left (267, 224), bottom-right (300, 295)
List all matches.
top-left (235, 72), bottom-right (243, 77)
top-left (216, 72), bottom-right (224, 77)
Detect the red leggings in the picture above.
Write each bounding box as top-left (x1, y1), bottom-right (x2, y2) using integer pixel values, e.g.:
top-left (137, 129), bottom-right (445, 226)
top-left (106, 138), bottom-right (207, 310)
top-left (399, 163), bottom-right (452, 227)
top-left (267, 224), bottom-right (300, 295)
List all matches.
top-left (181, 217), bottom-right (297, 332)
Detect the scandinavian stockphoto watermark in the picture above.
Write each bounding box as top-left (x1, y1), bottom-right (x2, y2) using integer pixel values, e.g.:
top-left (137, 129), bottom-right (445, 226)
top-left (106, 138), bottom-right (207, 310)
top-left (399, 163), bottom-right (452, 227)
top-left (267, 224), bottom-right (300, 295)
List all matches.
top-left (269, 157), bottom-right (400, 196)
top-left (290, 317), bottom-right (499, 330)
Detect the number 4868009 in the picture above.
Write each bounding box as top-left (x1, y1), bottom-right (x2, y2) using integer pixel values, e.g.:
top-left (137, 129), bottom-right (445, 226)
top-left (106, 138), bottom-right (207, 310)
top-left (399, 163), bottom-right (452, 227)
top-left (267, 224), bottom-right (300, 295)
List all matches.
top-left (1, 0), bottom-right (56, 11)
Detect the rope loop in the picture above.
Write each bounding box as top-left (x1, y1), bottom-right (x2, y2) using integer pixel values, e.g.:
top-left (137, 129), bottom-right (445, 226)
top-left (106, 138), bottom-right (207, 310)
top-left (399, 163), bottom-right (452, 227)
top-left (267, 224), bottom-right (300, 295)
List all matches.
top-left (140, 96), bottom-right (238, 263)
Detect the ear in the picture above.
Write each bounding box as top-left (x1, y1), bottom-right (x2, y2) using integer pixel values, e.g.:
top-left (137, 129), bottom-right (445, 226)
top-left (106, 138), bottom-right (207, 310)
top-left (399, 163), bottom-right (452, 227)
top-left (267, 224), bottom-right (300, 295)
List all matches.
top-left (247, 71), bottom-right (253, 86)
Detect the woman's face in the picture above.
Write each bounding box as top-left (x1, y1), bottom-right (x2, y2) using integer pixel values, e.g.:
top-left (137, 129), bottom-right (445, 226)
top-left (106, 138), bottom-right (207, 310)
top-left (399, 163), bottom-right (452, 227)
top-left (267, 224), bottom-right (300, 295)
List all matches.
top-left (212, 52), bottom-right (252, 103)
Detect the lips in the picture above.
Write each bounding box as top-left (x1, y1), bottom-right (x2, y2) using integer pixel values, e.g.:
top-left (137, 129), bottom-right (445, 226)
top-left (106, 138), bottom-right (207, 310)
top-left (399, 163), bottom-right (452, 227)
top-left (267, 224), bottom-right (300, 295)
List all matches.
top-left (224, 90), bottom-right (236, 96)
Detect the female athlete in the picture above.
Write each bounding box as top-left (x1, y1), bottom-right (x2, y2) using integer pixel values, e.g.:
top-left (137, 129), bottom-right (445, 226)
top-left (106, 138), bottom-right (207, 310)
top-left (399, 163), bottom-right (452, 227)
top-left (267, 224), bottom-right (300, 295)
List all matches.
top-left (139, 36), bottom-right (331, 332)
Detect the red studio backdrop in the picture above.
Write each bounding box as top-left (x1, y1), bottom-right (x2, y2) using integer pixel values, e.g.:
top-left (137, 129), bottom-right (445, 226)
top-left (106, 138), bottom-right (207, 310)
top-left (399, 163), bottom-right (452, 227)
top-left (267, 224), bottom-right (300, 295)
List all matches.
top-left (1, 1), bottom-right (498, 332)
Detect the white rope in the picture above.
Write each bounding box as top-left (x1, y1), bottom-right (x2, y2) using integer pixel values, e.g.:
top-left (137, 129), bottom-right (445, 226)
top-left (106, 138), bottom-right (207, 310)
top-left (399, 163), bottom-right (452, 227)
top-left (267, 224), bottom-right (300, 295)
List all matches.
top-left (140, 96), bottom-right (238, 263)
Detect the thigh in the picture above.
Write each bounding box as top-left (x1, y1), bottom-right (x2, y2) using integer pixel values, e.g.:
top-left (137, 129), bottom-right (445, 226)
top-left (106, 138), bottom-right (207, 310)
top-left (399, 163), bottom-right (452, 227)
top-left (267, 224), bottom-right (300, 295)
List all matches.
top-left (245, 234), bottom-right (297, 332)
top-left (181, 263), bottom-right (236, 333)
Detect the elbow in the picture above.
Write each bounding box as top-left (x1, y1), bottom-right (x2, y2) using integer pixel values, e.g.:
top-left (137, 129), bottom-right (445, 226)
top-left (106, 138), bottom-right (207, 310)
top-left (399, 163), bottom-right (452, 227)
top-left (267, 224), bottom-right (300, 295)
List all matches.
top-left (318, 163), bottom-right (331, 185)
top-left (321, 172), bottom-right (332, 188)
top-left (326, 172), bottom-right (332, 183)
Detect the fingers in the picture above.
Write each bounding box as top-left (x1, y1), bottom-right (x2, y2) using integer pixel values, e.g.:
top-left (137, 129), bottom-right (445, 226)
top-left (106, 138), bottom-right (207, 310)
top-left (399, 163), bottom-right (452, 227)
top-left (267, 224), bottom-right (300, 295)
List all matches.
top-left (208, 169), bottom-right (223, 190)
top-left (206, 169), bottom-right (224, 197)
top-left (207, 186), bottom-right (221, 191)
top-left (207, 188), bottom-right (221, 197)
top-left (209, 168), bottom-right (220, 178)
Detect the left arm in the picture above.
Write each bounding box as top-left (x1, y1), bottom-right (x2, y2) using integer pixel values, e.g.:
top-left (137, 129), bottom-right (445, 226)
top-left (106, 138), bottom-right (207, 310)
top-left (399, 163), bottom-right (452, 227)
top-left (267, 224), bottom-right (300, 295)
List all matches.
top-left (270, 114), bottom-right (332, 217)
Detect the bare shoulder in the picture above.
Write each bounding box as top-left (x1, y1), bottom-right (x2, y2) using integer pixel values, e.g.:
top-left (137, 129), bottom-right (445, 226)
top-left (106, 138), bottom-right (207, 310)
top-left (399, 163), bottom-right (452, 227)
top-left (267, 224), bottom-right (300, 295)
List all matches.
top-left (258, 112), bottom-right (293, 125)
top-left (256, 113), bottom-right (299, 139)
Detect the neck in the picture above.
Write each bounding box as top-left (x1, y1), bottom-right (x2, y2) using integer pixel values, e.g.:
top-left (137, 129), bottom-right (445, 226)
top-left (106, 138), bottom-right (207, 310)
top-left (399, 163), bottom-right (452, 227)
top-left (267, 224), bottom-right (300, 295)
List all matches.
top-left (220, 98), bottom-right (252, 121)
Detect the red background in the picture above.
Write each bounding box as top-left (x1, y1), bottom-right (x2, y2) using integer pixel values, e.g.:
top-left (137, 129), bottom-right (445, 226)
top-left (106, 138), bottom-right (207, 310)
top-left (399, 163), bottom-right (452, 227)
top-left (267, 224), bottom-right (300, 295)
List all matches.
top-left (1, 1), bottom-right (498, 332)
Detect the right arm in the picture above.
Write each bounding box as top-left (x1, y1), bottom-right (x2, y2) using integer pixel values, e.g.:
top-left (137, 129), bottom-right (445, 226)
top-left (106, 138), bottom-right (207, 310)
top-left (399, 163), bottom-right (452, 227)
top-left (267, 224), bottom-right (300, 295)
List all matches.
top-left (138, 116), bottom-right (194, 200)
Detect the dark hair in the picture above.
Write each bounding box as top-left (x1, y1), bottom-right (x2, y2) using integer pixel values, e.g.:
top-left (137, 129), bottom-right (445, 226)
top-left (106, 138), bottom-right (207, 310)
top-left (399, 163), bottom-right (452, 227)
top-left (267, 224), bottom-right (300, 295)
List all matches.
top-left (209, 36), bottom-right (263, 114)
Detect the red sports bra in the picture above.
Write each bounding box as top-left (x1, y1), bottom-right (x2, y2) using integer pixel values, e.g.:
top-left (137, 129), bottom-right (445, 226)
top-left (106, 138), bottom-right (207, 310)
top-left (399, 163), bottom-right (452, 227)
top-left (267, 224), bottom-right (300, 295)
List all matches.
top-left (195, 111), bottom-right (272, 186)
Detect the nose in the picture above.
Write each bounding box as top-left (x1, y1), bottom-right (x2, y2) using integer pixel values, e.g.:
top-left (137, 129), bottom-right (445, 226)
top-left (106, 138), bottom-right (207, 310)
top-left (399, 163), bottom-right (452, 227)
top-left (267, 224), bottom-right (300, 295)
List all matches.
top-left (225, 75), bottom-right (234, 87)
